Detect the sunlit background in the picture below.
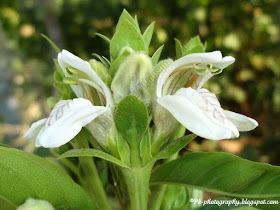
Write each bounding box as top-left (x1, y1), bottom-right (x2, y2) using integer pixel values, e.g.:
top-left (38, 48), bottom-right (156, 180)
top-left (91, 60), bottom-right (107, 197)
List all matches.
top-left (0, 0), bottom-right (279, 164)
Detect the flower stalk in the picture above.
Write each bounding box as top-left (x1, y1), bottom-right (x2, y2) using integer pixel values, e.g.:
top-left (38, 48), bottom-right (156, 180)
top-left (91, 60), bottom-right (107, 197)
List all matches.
top-left (72, 137), bottom-right (111, 210)
top-left (121, 165), bottom-right (153, 210)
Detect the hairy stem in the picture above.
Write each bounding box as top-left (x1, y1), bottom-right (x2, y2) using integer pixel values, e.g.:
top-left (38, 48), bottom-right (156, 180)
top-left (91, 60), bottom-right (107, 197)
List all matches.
top-left (121, 165), bottom-right (153, 210)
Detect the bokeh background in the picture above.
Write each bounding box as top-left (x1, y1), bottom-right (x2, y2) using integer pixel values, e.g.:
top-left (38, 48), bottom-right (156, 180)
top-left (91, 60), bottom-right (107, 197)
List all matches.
top-left (0, 0), bottom-right (279, 164)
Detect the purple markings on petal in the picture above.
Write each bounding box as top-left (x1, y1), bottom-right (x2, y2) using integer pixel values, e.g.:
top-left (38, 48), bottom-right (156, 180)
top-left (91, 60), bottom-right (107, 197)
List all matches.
top-left (47, 100), bottom-right (73, 127)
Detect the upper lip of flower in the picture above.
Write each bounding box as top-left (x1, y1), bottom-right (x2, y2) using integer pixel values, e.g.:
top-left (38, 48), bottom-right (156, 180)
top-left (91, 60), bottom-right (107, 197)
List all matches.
top-left (156, 51), bottom-right (235, 98)
top-left (58, 49), bottom-right (114, 109)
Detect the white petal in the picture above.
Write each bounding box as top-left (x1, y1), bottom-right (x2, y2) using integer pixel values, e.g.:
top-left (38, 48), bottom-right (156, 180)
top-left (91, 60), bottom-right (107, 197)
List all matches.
top-left (70, 84), bottom-right (84, 98)
top-left (36, 98), bottom-right (107, 148)
top-left (158, 87), bottom-right (239, 140)
top-left (24, 118), bottom-right (47, 142)
top-left (156, 51), bottom-right (222, 98)
top-left (60, 50), bottom-right (104, 87)
top-left (192, 71), bottom-right (213, 90)
top-left (224, 110), bottom-right (258, 132)
top-left (212, 56), bottom-right (235, 69)
top-left (58, 50), bottom-right (113, 108)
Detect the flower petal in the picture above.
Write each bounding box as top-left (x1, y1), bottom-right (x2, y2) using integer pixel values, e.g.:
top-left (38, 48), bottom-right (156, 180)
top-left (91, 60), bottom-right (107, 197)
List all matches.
top-left (224, 110), bottom-right (258, 132)
top-left (58, 50), bottom-right (113, 108)
top-left (36, 98), bottom-right (107, 148)
top-left (156, 51), bottom-right (223, 97)
top-left (212, 56), bottom-right (235, 69)
top-left (158, 87), bottom-right (239, 140)
top-left (24, 118), bottom-right (47, 142)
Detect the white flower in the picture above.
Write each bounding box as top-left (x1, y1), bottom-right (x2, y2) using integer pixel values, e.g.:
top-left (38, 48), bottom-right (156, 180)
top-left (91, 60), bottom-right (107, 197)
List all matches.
top-left (58, 50), bottom-right (113, 109)
top-left (156, 51), bottom-right (258, 140)
top-left (24, 98), bottom-right (107, 148)
top-left (24, 50), bottom-right (113, 148)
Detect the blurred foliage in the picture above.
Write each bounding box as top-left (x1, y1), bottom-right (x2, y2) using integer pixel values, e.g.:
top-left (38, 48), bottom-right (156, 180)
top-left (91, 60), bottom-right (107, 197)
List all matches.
top-left (0, 0), bottom-right (279, 164)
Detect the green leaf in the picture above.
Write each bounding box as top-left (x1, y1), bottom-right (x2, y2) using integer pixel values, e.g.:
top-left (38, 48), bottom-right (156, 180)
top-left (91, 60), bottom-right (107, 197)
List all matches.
top-left (95, 33), bottom-right (111, 44)
top-left (109, 48), bottom-right (132, 76)
top-left (115, 95), bottom-right (149, 143)
top-left (0, 147), bottom-right (95, 209)
top-left (0, 195), bottom-right (17, 210)
top-left (143, 22), bottom-right (155, 49)
top-left (151, 44), bottom-right (164, 65)
top-left (110, 19), bottom-right (145, 61)
top-left (41, 34), bottom-right (61, 53)
top-left (59, 148), bottom-right (128, 168)
top-left (151, 152), bottom-right (280, 198)
top-left (153, 134), bottom-right (196, 161)
top-left (181, 36), bottom-right (206, 56)
top-left (161, 185), bottom-right (189, 210)
top-left (0, 143), bottom-right (12, 148)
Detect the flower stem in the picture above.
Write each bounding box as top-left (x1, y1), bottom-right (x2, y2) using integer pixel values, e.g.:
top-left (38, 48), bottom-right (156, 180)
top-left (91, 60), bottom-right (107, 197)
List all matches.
top-left (121, 165), bottom-right (153, 210)
top-left (79, 156), bottom-right (111, 210)
top-left (150, 184), bottom-right (167, 210)
top-left (72, 135), bottom-right (111, 210)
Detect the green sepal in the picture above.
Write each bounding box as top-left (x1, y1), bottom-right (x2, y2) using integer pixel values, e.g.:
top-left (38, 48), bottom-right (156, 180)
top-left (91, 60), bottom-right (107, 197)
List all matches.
top-left (115, 95), bottom-right (149, 144)
top-left (95, 33), bottom-right (110, 44)
top-left (41, 34), bottom-right (61, 53)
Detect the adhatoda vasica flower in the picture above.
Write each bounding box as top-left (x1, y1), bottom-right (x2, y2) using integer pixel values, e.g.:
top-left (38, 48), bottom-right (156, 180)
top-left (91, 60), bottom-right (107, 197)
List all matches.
top-left (24, 10), bottom-right (258, 158)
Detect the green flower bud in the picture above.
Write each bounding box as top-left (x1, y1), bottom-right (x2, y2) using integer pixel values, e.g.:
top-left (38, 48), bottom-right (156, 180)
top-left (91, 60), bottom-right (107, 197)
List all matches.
top-left (17, 198), bottom-right (54, 210)
top-left (111, 52), bottom-right (153, 106)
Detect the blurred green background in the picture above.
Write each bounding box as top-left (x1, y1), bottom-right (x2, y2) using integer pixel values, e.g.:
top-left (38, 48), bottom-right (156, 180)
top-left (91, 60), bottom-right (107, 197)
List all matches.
top-left (0, 0), bottom-right (279, 164)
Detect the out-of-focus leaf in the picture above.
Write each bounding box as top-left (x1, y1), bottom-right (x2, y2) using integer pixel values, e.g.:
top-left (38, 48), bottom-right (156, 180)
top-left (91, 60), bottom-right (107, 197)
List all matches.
top-left (151, 152), bottom-right (280, 198)
top-left (0, 146), bottom-right (95, 209)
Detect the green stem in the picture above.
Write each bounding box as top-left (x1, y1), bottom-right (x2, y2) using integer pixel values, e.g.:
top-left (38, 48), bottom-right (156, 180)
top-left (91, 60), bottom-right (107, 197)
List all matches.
top-left (79, 156), bottom-right (111, 210)
top-left (72, 137), bottom-right (111, 210)
top-left (121, 165), bottom-right (153, 210)
top-left (150, 185), bottom-right (167, 210)
top-left (149, 152), bottom-right (179, 210)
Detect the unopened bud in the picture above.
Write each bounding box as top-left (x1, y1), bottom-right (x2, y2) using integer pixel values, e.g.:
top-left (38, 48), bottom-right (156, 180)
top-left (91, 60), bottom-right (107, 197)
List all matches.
top-left (111, 52), bottom-right (153, 105)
